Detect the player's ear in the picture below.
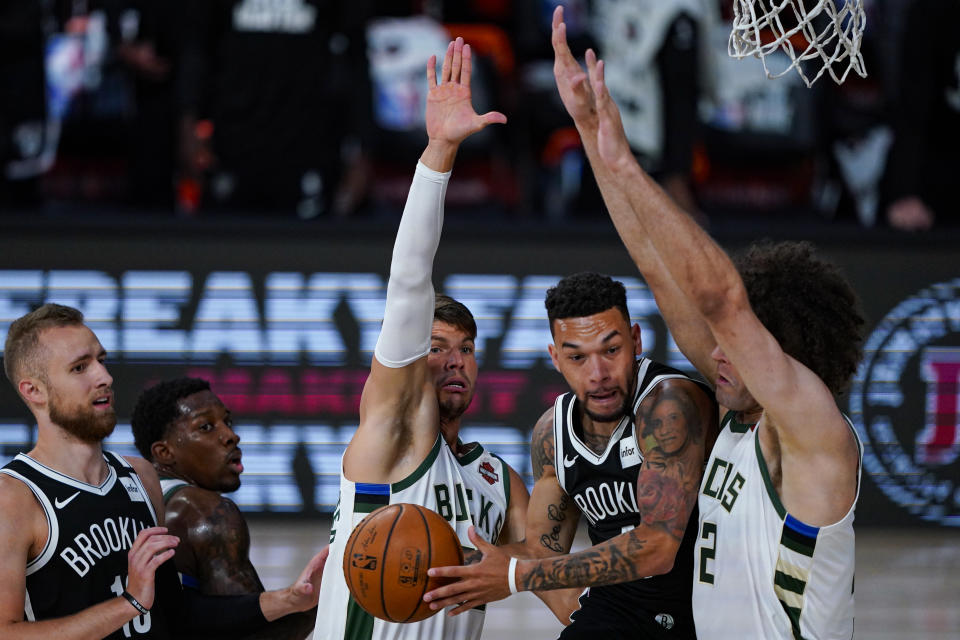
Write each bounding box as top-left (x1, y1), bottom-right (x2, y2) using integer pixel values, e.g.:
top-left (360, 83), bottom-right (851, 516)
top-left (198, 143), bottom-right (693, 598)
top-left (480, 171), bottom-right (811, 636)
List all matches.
top-left (19, 377), bottom-right (46, 406)
top-left (547, 343), bottom-right (561, 372)
top-left (151, 439), bottom-right (175, 466)
top-left (631, 323), bottom-right (642, 356)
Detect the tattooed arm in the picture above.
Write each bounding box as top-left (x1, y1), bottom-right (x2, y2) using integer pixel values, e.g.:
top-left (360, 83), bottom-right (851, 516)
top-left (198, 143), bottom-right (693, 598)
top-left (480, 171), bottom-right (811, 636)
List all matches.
top-left (518, 379), bottom-right (716, 591)
top-left (165, 487), bottom-right (321, 639)
top-left (521, 409), bottom-right (581, 557)
top-left (424, 381), bottom-right (717, 609)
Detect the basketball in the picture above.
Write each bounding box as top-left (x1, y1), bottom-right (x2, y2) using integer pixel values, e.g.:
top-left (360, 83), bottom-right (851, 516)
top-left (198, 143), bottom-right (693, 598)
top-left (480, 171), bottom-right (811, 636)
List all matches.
top-left (342, 503), bottom-right (464, 623)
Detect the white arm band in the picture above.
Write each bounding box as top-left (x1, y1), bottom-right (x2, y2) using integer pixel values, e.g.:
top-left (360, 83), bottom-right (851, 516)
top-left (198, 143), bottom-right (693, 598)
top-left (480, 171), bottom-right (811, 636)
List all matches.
top-left (373, 161), bottom-right (450, 368)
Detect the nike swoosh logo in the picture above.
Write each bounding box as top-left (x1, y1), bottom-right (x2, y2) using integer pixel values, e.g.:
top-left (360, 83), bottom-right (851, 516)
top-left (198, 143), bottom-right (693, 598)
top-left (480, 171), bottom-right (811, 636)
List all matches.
top-left (563, 455), bottom-right (579, 468)
top-left (55, 491), bottom-right (81, 509)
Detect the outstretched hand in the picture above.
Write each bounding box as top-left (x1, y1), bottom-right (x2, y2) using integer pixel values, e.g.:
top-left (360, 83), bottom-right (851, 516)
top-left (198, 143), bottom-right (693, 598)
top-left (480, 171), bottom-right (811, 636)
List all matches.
top-left (425, 37), bottom-right (507, 149)
top-left (288, 545), bottom-right (329, 611)
top-left (552, 5), bottom-right (598, 128)
top-left (422, 526), bottom-right (513, 616)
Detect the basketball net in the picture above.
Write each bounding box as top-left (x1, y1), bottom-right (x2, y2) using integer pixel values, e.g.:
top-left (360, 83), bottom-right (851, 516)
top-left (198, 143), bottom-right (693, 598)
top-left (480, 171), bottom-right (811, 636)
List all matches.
top-left (728, 0), bottom-right (867, 87)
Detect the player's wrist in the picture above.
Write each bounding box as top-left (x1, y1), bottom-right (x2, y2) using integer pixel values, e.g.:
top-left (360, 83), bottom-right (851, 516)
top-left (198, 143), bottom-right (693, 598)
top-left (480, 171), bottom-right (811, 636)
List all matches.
top-left (507, 557), bottom-right (519, 594)
top-left (421, 139), bottom-right (459, 172)
top-left (121, 589), bottom-right (150, 616)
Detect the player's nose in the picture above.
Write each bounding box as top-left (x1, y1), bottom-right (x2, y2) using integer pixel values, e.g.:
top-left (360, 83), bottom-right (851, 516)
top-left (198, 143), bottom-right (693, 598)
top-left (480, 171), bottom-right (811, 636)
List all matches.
top-left (219, 423), bottom-right (239, 445)
top-left (446, 349), bottom-right (464, 369)
top-left (710, 344), bottom-right (728, 363)
top-left (94, 360), bottom-right (113, 388)
top-left (587, 355), bottom-right (609, 382)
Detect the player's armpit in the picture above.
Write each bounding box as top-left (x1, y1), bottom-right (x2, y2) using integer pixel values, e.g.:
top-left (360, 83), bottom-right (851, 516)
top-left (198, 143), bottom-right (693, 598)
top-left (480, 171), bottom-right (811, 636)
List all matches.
top-left (498, 464), bottom-right (531, 546)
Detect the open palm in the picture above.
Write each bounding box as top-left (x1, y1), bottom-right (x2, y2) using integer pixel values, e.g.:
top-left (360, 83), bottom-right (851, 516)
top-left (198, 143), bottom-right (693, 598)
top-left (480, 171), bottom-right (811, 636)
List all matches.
top-left (426, 38), bottom-right (506, 145)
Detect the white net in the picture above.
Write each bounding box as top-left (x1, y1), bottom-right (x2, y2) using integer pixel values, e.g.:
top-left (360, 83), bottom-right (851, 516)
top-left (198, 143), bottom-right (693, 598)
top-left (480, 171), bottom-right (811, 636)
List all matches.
top-left (728, 0), bottom-right (867, 87)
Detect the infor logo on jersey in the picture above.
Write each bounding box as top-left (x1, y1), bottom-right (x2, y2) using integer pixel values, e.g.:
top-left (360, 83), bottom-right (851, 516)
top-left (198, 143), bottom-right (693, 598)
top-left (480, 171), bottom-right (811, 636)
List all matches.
top-left (619, 435), bottom-right (642, 468)
top-left (849, 279), bottom-right (960, 526)
top-left (119, 477), bottom-right (146, 503)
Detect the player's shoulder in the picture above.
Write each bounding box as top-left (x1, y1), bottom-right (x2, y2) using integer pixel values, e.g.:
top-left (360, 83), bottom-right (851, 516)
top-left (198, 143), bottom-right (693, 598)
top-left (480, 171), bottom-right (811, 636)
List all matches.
top-left (166, 486), bottom-right (245, 540)
top-left (533, 405), bottom-right (556, 437)
top-left (122, 454), bottom-right (158, 479)
top-left (650, 370), bottom-right (714, 403)
top-left (0, 470), bottom-right (37, 508)
top-left (0, 472), bottom-right (45, 549)
top-left (167, 485), bottom-right (239, 518)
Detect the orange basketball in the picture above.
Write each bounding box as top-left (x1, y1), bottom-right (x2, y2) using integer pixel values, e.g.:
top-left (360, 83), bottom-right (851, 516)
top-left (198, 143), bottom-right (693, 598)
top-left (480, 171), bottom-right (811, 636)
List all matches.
top-left (342, 503), bottom-right (464, 623)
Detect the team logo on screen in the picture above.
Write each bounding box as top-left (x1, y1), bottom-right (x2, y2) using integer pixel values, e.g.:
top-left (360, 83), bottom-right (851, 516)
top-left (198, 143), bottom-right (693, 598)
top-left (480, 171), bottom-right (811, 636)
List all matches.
top-left (849, 278), bottom-right (960, 527)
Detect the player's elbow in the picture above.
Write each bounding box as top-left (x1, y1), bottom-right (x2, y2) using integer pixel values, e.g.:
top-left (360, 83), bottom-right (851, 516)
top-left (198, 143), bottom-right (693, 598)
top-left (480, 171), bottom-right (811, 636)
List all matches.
top-left (648, 535), bottom-right (682, 576)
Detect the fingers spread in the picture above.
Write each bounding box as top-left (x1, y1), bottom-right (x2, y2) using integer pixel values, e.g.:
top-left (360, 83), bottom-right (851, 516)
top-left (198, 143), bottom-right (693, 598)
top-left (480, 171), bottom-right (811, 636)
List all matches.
top-left (427, 564), bottom-right (469, 578)
top-left (462, 43), bottom-right (472, 87)
top-left (481, 111), bottom-right (507, 126)
top-left (468, 525), bottom-right (495, 551)
top-left (451, 37), bottom-right (464, 84)
top-left (423, 578), bottom-right (470, 603)
top-left (427, 54), bottom-right (438, 88)
top-left (585, 48), bottom-right (597, 71)
top-left (441, 40), bottom-right (454, 83)
top-left (591, 59), bottom-right (608, 99)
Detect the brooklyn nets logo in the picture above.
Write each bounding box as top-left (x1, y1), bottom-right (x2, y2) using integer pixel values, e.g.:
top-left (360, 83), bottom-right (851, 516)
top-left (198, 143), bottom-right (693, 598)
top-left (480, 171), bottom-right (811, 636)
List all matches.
top-left (849, 278), bottom-right (960, 527)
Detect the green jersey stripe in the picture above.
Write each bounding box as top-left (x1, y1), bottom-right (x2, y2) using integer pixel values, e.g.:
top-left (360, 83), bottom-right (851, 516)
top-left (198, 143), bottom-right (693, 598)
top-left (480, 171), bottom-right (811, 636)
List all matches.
top-left (344, 596), bottom-right (374, 640)
top-left (392, 436), bottom-right (443, 492)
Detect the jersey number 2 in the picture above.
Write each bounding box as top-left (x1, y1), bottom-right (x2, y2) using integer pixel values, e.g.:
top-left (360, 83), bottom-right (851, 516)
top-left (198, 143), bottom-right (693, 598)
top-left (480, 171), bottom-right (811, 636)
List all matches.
top-left (698, 521), bottom-right (717, 584)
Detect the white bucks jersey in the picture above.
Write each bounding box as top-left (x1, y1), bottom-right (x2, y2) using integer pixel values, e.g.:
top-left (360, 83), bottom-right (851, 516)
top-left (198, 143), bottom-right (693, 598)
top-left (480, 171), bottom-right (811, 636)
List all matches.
top-left (693, 411), bottom-right (861, 639)
top-left (314, 435), bottom-right (511, 640)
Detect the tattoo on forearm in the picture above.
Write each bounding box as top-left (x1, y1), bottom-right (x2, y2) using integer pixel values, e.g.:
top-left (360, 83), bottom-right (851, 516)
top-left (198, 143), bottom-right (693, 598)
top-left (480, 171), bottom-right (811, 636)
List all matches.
top-left (522, 529), bottom-right (650, 591)
top-left (538, 494), bottom-right (571, 553)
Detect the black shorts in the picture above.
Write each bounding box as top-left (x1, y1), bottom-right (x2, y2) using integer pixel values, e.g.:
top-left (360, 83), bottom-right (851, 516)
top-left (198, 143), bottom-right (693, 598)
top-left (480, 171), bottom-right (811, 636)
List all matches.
top-left (557, 587), bottom-right (695, 640)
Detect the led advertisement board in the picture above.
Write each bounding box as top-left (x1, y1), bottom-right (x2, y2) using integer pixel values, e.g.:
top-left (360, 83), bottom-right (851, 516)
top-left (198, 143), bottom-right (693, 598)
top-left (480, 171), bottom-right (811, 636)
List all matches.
top-left (0, 226), bottom-right (955, 526)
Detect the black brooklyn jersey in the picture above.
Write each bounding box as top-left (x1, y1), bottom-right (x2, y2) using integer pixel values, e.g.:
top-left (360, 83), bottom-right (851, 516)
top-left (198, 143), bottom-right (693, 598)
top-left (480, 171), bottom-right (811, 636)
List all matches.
top-left (0, 451), bottom-right (173, 638)
top-left (553, 358), bottom-right (706, 634)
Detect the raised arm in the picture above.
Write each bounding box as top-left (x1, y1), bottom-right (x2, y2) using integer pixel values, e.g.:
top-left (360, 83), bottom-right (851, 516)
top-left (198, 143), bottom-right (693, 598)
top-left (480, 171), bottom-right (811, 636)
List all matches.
top-left (551, 6), bottom-right (717, 382)
top-left (345, 38), bottom-right (507, 484)
top-left (588, 55), bottom-right (859, 524)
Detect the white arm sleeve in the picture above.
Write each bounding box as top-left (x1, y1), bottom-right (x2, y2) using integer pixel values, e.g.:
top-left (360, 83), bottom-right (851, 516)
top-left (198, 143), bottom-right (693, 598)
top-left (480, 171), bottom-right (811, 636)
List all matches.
top-left (373, 161), bottom-right (450, 368)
